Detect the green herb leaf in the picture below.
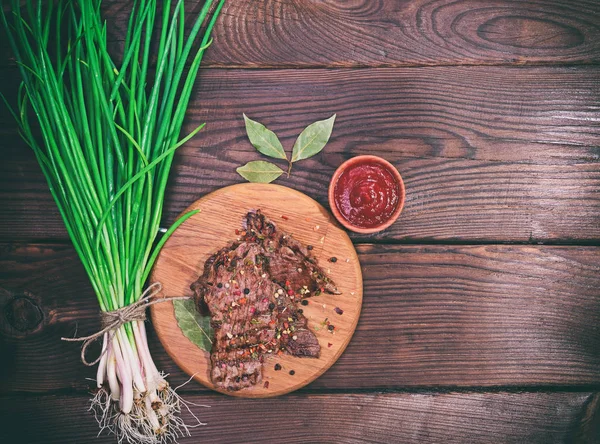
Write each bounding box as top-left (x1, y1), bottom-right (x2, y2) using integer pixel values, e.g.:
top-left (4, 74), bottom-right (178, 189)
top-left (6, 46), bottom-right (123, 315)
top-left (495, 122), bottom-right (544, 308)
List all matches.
top-left (173, 299), bottom-right (213, 352)
top-left (237, 160), bottom-right (284, 183)
top-left (291, 114), bottom-right (336, 162)
top-left (243, 114), bottom-right (287, 160)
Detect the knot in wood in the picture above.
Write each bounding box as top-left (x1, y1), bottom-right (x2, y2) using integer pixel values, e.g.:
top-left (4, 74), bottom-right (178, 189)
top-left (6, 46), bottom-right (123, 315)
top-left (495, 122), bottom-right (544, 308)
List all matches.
top-left (3, 294), bottom-right (44, 333)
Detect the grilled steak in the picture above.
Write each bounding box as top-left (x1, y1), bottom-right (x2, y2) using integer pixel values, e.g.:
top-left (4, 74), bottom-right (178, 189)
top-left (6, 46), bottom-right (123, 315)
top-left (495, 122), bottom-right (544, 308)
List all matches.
top-left (191, 210), bottom-right (337, 391)
top-left (243, 210), bottom-right (340, 296)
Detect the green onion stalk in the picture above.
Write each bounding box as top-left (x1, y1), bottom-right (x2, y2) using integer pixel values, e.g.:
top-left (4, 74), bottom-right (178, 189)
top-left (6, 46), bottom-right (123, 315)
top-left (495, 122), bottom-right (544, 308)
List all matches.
top-left (1, 0), bottom-right (225, 442)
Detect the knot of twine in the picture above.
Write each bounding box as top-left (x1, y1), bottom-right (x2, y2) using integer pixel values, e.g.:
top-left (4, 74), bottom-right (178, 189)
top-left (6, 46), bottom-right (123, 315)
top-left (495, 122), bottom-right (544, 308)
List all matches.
top-left (61, 282), bottom-right (191, 366)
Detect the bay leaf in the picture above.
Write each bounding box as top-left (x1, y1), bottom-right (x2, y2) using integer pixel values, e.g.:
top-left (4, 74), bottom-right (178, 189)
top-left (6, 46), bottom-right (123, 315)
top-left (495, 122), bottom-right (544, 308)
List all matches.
top-left (243, 114), bottom-right (287, 160)
top-left (236, 160), bottom-right (284, 183)
top-left (173, 299), bottom-right (213, 352)
top-left (291, 114), bottom-right (336, 162)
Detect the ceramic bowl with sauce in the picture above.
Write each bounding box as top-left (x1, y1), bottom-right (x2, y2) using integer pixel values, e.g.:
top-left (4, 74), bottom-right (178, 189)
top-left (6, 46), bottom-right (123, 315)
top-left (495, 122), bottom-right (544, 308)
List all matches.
top-left (328, 155), bottom-right (405, 234)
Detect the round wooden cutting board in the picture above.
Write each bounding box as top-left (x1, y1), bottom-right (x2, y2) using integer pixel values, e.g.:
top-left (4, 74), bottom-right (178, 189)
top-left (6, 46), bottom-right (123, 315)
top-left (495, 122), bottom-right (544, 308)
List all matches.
top-left (150, 183), bottom-right (363, 398)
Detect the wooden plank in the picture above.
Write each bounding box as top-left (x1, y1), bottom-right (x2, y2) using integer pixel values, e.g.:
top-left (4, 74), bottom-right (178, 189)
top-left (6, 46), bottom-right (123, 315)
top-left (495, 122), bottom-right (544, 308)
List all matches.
top-left (3, 1), bottom-right (600, 68)
top-left (0, 392), bottom-right (595, 443)
top-left (206, 0), bottom-right (600, 67)
top-left (1, 66), bottom-right (600, 242)
top-left (1, 243), bottom-right (599, 394)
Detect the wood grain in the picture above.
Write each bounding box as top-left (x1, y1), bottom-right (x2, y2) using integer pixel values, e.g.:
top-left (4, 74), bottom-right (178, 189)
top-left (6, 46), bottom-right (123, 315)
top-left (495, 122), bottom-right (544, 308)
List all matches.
top-left (3, 0), bottom-right (600, 68)
top-left (0, 392), bottom-right (596, 443)
top-left (150, 184), bottom-right (363, 397)
top-left (1, 66), bottom-right (599, 242)
top-left (2, 242), bottom-right (599, 394)
top-left (206, 0), bottom-right (600, 67)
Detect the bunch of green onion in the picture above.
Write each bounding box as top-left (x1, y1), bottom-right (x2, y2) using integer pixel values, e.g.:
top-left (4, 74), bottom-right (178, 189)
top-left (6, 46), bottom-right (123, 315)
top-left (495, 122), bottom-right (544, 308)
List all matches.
top-left (1, 0), bottom-right (225, 442)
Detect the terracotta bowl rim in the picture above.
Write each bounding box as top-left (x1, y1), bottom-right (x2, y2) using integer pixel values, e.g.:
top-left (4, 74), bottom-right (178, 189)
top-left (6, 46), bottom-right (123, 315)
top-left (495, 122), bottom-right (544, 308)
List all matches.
top-left (328, 155), bottom-right (405, 234)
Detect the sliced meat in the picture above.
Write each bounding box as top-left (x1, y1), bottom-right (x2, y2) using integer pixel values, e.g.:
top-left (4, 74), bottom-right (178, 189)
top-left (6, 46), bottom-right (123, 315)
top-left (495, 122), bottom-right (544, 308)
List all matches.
top-left (244, 210), bottom-right (340, 295)
top-left (191, 210), bottom-right (339, 391)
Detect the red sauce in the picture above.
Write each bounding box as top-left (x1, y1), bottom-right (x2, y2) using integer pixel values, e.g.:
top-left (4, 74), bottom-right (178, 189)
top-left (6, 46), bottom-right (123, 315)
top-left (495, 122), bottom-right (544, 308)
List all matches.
top-left (333, 160), bottom-right (400, 229)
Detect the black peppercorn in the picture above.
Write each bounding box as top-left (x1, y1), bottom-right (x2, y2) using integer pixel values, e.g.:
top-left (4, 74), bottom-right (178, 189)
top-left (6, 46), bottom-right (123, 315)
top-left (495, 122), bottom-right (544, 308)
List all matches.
top-left (301, 300), bottom-right (308, 306)
top-left (307, 245), bottom-right (313, 251)
top-left (289, 370), bottom-right (295, 375)
top-left (330, 257), bottom-right (337, 263)
top-left (297, 309), bottom-right (303, 314)
top-left (268, 302), bottom-right (275, 310)
top-left (274, 363), bottom-right (282, 371)
top-left (217, 283), bottom-right (223, 288)
top-left (243, 288), bottom-right (250, 294)
top-left (328, 325), bottom-right (335, 331)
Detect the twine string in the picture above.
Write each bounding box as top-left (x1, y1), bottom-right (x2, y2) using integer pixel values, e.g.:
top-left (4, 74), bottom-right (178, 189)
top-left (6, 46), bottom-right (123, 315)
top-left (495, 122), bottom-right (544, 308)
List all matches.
top-left (61, 282), bottom-right (191, 366)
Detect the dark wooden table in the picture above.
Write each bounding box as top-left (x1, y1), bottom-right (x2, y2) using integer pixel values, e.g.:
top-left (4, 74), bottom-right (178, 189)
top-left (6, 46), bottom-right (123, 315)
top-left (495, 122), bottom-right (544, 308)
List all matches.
top-left (2, 1), bottom-right (600, 443)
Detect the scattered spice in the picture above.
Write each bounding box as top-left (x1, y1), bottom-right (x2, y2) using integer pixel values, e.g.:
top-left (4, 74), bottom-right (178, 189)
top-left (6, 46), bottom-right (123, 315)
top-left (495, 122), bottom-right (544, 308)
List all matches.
top-left (281, 215), bottom-right (289, 220)
top-left (243, 288), bottom-right (250, 294)
top-left (334, 307), bottom-right (344, 315)
top-left (307, 245), bottom-right (313, 251)
top-left (313, 225), bottom-right (320, 231)
top-left (329, 257), bottom-right (337, 263)
top-left (274, 363), bottom-right (282, 371)
top-left (328, 342), bottom-right (333, 348)
top-left (346, 258), bottom-right (350, 263)
top-left (328, 325), bottom-right (335, 331)
top-left (263, 381), bottom-right (269, 389)
top-left (301, 300), bottom-right (309, 306)
top-left (217, 283), bottom-right (223, 288)
top-left (268, 302), bottom-right (275, 310)
top-left (289, 370), bottom-right (295, 376)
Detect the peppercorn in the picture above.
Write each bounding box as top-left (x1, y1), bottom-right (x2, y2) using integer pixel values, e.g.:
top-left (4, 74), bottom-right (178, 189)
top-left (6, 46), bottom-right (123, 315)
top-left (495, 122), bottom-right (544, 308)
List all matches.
top-left (268, 302), bottom-right (275, 310)
top-left (307, 245), bottom-right (313, 251)
top-left (301, 300), bottom-right (309, 306)
top-left (243, 288), bottom-right (250, 294)
top-left (274, 363), bottom-right (282, 371)
top-left (289, 370), bottom-right (295, 375)
top-left (297, 309), bottom-right (304, 314)
top-left (217, 283), bottom-right (223, 288)
top-left (330, 257), bottom-right (337, 263)
top-left (328, 325), bottom-right (335, 331)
